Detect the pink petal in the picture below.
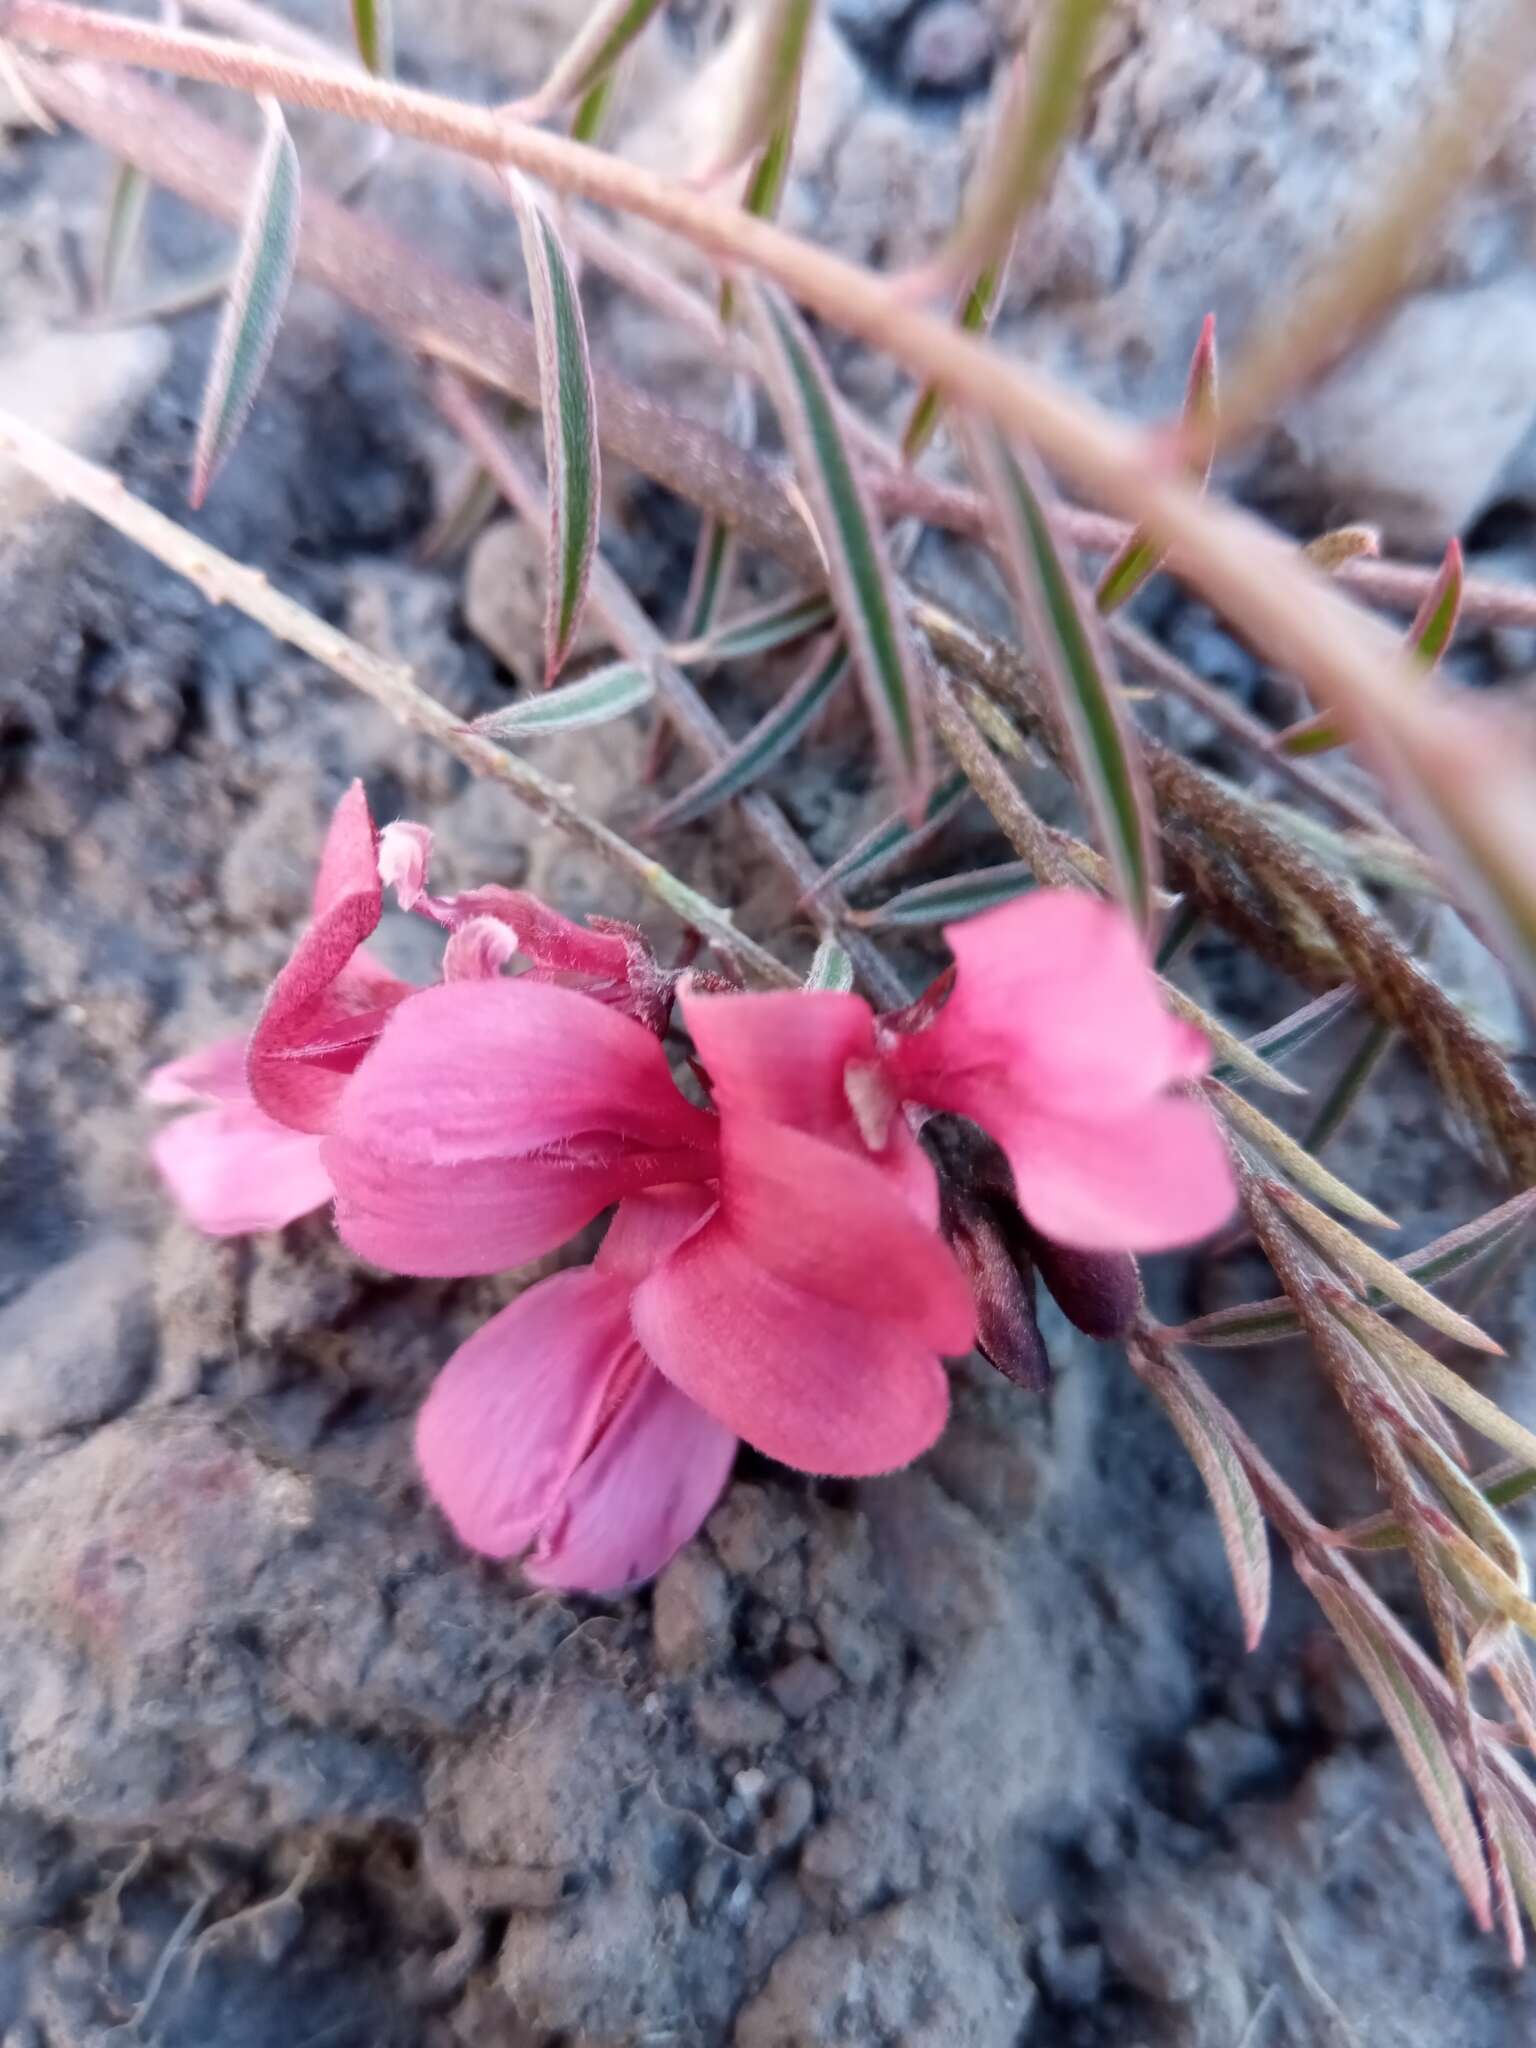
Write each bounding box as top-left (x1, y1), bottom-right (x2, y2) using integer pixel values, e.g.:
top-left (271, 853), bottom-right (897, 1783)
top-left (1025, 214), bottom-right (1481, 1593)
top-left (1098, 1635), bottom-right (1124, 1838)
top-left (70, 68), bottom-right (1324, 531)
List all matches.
top-left (248, 785), bottom-right (415, 1135)
top-left (527, 1369), bottom-right (737, 1594)
top-left (595, 1184), bottom-right (716, 1285)
top-left (144, 1030), bottom-right (252, 1107)
top-left (633, 1223), bottom-right (951, 1476)
top-left (324, 1135), bottom-right (713, 1277)
top-left (150, 1102), bottom-right (332, 1236)
top-left (719, 1115), bottom-right (972, 1352)
top-left (895, 890), bottom-right (1208, 1120)
top-left (442, 916), bottom-right (518, 981)
top-left (329, 978), bottom-right (717, 1167)
top-left (682, 986), bottom-right (877, 1138)
top-left (992, 1094), bottom-right (1237, 1252)
top-left (415, 1267), bottom-right (633, 1558)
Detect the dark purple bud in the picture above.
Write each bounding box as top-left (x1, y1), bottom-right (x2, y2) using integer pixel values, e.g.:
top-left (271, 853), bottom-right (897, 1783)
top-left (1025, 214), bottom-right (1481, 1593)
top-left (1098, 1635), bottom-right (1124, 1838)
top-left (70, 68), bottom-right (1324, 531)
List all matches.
top-left (1028, 1234), bottom-right (1141, 1341)
top-left (941, 1184), bottom-right (1052, 1392)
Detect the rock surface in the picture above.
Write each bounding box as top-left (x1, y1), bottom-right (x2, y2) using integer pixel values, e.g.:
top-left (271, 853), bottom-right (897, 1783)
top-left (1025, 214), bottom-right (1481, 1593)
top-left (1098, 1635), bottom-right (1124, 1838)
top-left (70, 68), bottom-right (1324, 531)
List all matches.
top-left (0, 4), bottom-right (1533, 2046)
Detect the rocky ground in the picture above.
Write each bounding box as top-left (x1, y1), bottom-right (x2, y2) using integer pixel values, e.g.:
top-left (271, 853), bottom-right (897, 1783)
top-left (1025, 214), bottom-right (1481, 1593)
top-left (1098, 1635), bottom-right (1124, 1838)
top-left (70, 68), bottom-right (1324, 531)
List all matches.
top-left (1, 3), bottom-right (1535, 2044)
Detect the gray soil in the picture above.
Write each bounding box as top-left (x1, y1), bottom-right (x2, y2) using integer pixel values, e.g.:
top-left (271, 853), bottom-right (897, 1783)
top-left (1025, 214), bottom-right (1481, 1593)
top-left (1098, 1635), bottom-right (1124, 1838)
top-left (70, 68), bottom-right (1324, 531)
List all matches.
top-left (2, 5), bottom-right (1535, 2044)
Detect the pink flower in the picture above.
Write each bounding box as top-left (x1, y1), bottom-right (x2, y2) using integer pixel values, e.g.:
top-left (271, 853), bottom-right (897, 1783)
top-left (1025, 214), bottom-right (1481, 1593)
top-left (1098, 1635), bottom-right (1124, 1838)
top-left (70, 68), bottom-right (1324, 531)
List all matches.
top-left (887, 893), bottom-right (1233, 1250)
top-left (146, 1034), bottom-right (333, 1237)
top-left (415, 1186), bottom-right (736, 1591)
top-left (683, 890), bottom-right (1235, 1258)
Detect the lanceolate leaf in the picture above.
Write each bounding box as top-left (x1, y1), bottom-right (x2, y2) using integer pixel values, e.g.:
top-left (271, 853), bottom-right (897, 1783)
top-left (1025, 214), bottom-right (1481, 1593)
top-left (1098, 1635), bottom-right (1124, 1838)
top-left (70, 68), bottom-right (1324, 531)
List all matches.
top-left (857, 860), bottom-right (1037, 930)
top-left (504, 172), bottom-right (600, 684)
top-left (350, 0), bottom-right (394, 76)
top-left (1408, 537), bottom-right (1465, 666)
top-left (678, 520), bottom-right (737, 644)
top-left (1173, 1188), bottom-right (1536, 1350)
top-left (1240, 984), bottom-right (1357, 1070)
top-left (1275, 1185), bottom-right (1503, 1353)
top-left (1206, 1081), bottom-right (1397, 1230)
top-left (518, 0), bottom-right (664, 119)
top-left (571, 66), bottom-right (620, 144)
top-left (1327, 1295), bottom-right (1533, 1462)
top-left (649, 637), bottom-right (850, 830)
top-left (1303, 1016), bottom-right (1398, 1155)
top-left (1298, 1559), bottom-right (1492, 1930)
top-left (1279, 537), bottom-right (1465, 755)
top-left (704, 0), bottom-right (814, 180)
top-left (965, 424), bottom-right (1157, 926)
top-left (670, 589), bottom-right (834, 666)
top-left (189, 97), bottom-right (300, 508)
top-left (902, 262), bottom-right (1005, 465)
top-left (1164, 986), bottom-right (1302, 1097)
top-left (471, 660), bottom-right (654, 741)
top-left (1133, 1342), bottom-right (1270, 1651)
top-left (805, 936), bottom-right (854, 992)
top-left (1096, 314), bottom-right (1217, 614)
top-left (743, 284), bottom-right (931, 816)
top-left (98, 161), bottom-right (150, 310)
top-left (809, 769), bottom-right (971, 897)
top-left (720, 108), bottom-right (797, 323)
top-left (937, 8), bottom-right (1111, 287)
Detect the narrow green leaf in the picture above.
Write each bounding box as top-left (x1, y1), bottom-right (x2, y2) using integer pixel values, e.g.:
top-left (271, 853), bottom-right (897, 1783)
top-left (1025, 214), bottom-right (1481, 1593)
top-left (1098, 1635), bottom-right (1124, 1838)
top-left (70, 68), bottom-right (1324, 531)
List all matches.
top-left (1489, 1787), bottom-right (1536, 1946)
top-left (517, 0), bottom-right (664, 119)
top-left (1277, 1185), bottom-right (1503, 1354)
top-left (1164, 985), bottom-right (1303, 1098)
top-left (1327, 1295), bottom-right (1530, 1461)
top-left (471, 659), bottom-right (654, 741)
top-left (857, 860), bottom-right (1037, 930)
top-left (670, 589), bottom-right (835, 667)
top-left (805, 937), bottom-right (854, 992)
top-left (1154, 895), bottom-right (1201, 973)
top-left (649, 637), bottom-right (850, 830)
top-left (808, 769), bottom-right (971, 898)
top-left (1421, 1509), bottom-right (1536, 1641)
top-left (419, 461), bottom-right (503, 565)
top-left (98, 161), bottom-right (150, 310)
top-left (720, 108), bottom-right (797, 324)
top-left (702, 0), bottom-right (814, 180)
top-left (902, 262), bottom-right (1003, 465)
top-left (1409, 536), bottom-right (1466, 667)
top-left (1278, 540), bottom-right (1463, 757)
top-left (504, 172), bottom-right (600, 684)
top-left (1297, 1559), bottom-right (1491, 1930)
top-left (1173, 1188), bottom-right (1536, 1349)
top-left (1303, 1016), bottom-right (1398, 1155)
top-left (1096, 314), bottom-right (1217, 614)
top-left (964, 423), bottom-right (1157, 926)
top-left (936, 8), bottom-right (1112, 286)
top-left (1405, 1433), bottom-right (1529, 1594)
top-left (571, 66), bottom-right (620, 144)
top-left (350, 0), bottom-right (394, 77)
top-left (1206, 1081), bottom-right (1397, 1230)
top-left (1340, 1458), bottom-right (1536, 1554)
top-left (678, 520), bottom-right (738, 644)
top-left (743, 283), bottom-right (931, 816)
top-left (1241, 984), bottom-right (1357, 1070)
top-left (1133, 1342), bottom-right (1270, 1650)
top-left (189, 98), bottom-right (300, 508)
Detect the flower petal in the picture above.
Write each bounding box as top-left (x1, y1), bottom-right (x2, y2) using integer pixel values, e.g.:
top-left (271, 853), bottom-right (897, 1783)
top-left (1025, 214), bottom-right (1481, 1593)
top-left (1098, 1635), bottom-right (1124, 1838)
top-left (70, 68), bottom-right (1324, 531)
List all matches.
top-left (145, 1030), bottom-right (252, 1107)
top-left (151, 1102), bottom-right (332, 1236)
top-left (719, 1115), bottom-right (972, 1351)
top-left (898, 890), bottom-right (1207, 1119)
top-left (633, 1222), bottom-right (952, 1476)
top-left (527, 1369), bottom-right (737, 1594)
top-left (330, 977), bottom-right (717, 1167)
top-left (325, 1135), bottom-right (712, 1278)
top-left (415, 1267), bottom-right (633, 1559)
top-left (681, 985), bottom-right (877, 1137)
top-left (248, 784), bottom-right (414, 1135)
top-left (994, 1094), bottom-right (1236, 1252)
